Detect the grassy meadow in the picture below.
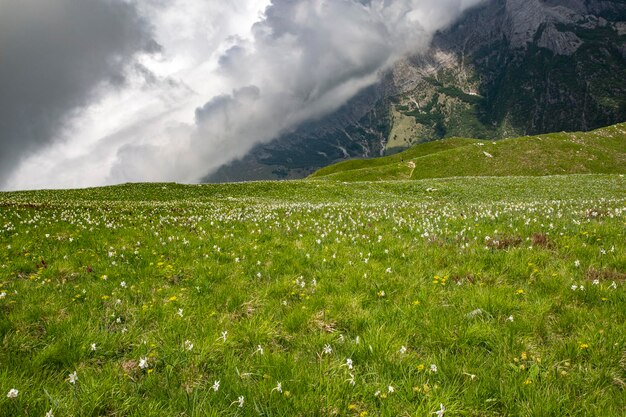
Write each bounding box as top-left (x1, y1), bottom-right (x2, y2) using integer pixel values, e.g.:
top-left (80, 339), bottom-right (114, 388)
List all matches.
top-left (0, 175), bottom-right (625, 416)
top-left (310, 123), bottom-right (626, 181)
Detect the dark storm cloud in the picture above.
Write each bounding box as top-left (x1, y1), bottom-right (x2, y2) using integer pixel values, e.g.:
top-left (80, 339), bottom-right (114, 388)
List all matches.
top-left (110, 0), bottom-right (486, 184)
top-left (0, 0), bottom-right (158, 185)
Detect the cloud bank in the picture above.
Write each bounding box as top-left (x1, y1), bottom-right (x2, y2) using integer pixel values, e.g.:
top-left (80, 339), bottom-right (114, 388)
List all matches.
top-left (0, 0), bottom-right (158, 185)
top-left (1, 0), bottom-right (484, 190)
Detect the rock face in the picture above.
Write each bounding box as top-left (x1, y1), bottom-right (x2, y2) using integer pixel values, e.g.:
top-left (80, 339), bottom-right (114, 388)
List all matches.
top-left (537, 25), bottom-right (583, 56)
top-left (207, 0), bottom-right (626, 183)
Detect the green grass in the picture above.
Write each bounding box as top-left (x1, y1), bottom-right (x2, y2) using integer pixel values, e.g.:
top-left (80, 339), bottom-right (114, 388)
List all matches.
top-left (0, 175), bottom-right (625, 416)
top-left (310, 138), bottom-right (480, 179)
top-left (310, 123), bottom-right (626, 181)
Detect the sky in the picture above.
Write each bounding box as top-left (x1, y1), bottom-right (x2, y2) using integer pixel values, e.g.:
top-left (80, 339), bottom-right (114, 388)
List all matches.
top-left (0, 0), bottom-right (485, 190)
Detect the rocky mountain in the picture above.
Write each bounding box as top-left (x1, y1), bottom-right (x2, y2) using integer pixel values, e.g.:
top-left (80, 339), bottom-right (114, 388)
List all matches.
top-left (207, 0), bottom-right (626, 182)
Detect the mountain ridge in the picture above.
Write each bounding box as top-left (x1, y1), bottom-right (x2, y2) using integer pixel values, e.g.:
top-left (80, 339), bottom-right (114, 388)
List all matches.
top-left (207, 0), bottom-right (626, 183)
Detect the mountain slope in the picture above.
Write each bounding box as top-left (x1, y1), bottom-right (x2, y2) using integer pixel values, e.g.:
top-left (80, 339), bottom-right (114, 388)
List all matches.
top-left (309, 138), bottom-right (480, 178)
top-left (207, 0), bottom-right (626, 183)
top-left (392, 0), bottom-right (626, 142)
top-left (310, 122), bottom-right (626, 181)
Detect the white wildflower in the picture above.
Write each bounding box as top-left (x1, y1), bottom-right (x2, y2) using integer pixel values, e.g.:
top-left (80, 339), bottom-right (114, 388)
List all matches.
top-left (272, 382), bottom-right (283, 393)
top-left (212, 380), bottom-right (220, 392)
top-left (184, 340), bottom-right (194, 351)
top-left (434, 403), bottom-right (446, 417)
top-left (139, 357), bottom-right (148, 369)
top-left (177, 308), bottom-right (184, 317)
top-left (323, 344), bottom-right (333, 355)
top-left (388, 385), bottom-right (394, 393)
top-left (90, 343), bottom-right (97, 351)
top-left (399, 346), bottom-right (407, 354)
top-left (7, 388), bottom-right (18, 398)
top-left (69, 371), bottom-right (78, 384)
top-left (237, 396), bottom-right (244, 407)
top-left (466, 308), bottom-right (484, 318)
top-left (430, 364), bottom-right (438, 373)
top-left (346, 358), bottom-right (353, 369)
top-left (120, 281), bottom-right (127, 288)
top-left (347, 373), bottom-right (355, 386)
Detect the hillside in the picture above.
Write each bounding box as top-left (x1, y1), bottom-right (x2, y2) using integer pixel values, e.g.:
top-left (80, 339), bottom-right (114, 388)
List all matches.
top-left (310, 122), bottom-right (626, 181)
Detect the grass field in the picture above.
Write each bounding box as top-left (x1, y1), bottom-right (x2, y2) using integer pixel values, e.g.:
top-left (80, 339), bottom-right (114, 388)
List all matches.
top-left (1, 175), bottom-right (625, 416)
top-left (310, 123), bottom-right (626, 181)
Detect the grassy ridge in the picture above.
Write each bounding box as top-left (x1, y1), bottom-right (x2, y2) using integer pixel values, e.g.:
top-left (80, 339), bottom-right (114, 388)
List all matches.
top-left (0, 175), bottom-right (625, 416)
top-left (309, 138), bottom-right (480, 179)
top-left (310, 123), bottom-right (626, 181)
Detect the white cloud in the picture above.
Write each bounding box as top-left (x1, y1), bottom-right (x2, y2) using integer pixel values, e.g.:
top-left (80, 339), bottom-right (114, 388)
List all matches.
top-left (5, 0), bottom-right (484, 190)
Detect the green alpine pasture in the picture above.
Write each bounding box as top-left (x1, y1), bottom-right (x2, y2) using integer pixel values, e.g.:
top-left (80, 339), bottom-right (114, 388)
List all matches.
top-left (1, 175), bottom-right (625, 416)
top-left (310, 122), bottom-right (626, 181)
